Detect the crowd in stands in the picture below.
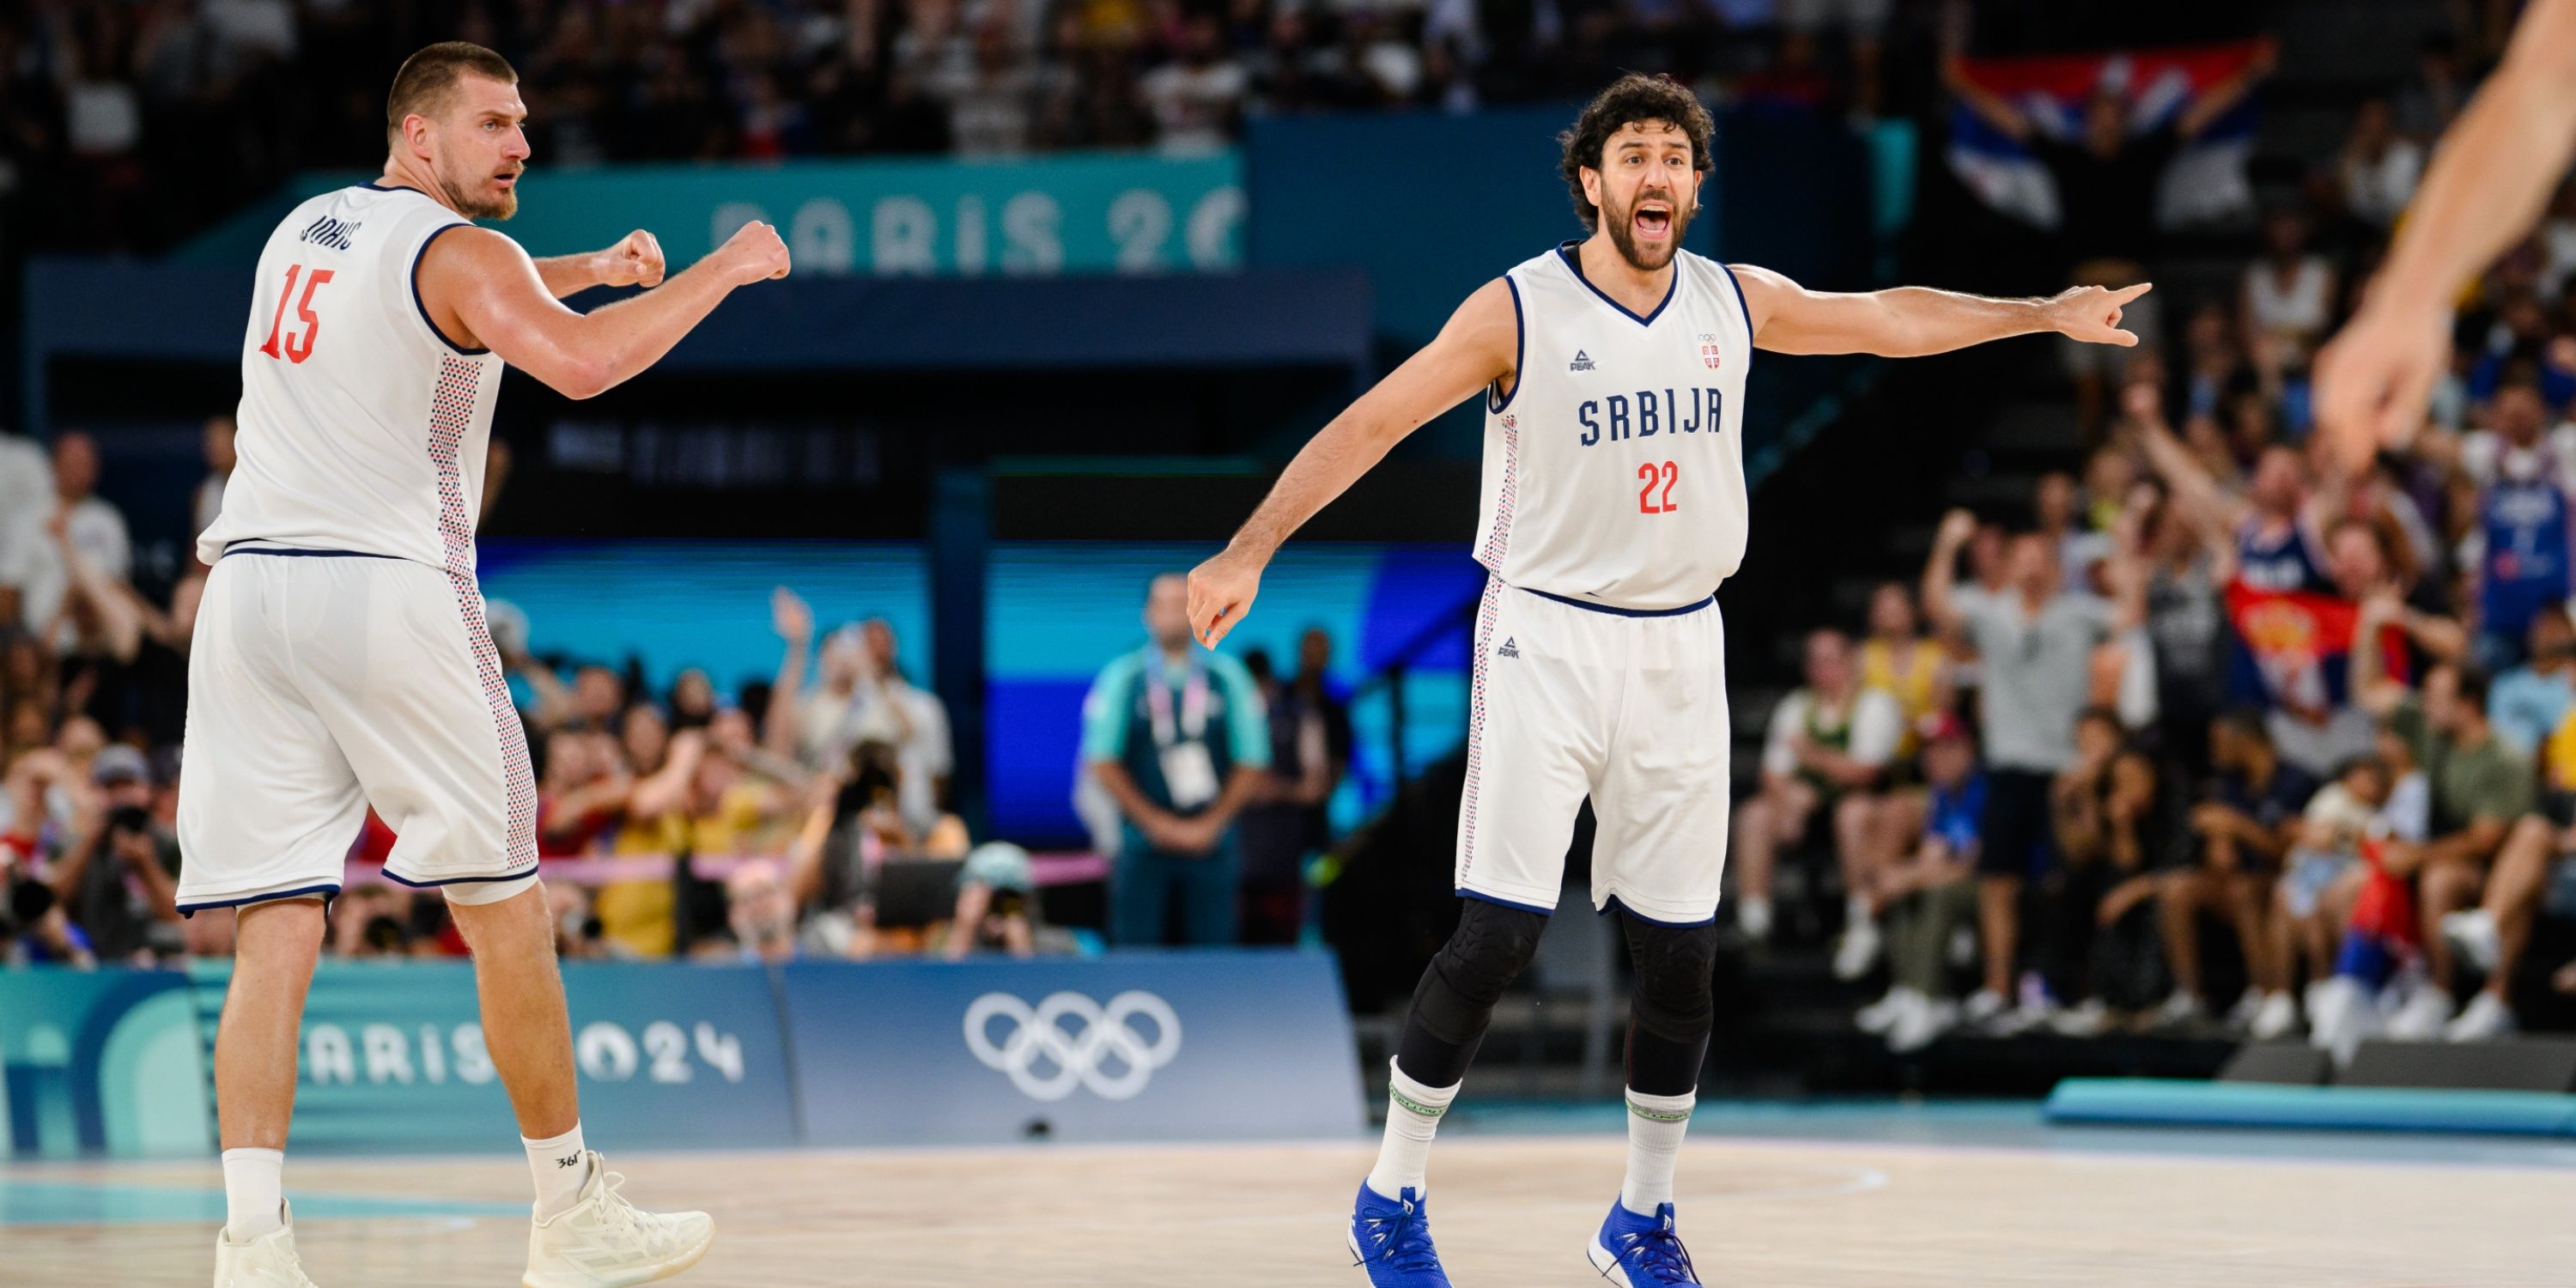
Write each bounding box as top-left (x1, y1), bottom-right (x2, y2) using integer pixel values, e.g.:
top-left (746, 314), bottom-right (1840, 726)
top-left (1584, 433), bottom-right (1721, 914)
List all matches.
top-left (1741, 12), bottom-right (2576, 1055)
top-left (0, 418), bottom-right (1352, 965)
top-left (0, 0), bottom-right (1892, 264)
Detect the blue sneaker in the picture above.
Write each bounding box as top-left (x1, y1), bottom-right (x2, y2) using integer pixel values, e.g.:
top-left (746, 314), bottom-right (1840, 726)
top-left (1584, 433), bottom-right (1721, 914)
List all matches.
top-left (1347, 1181), bottom-right (1453, 1286)
top-left (1587, 1199), bottom-right (1702, 1285)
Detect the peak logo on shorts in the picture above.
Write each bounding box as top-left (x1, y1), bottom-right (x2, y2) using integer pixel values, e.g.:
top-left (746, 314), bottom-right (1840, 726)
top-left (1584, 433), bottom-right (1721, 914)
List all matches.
top-left (1495, 637), bottom-right (1521, 659)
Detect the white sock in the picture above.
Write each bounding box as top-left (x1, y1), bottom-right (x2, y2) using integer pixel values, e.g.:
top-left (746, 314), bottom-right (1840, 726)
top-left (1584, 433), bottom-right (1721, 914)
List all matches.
top-left (222, 1147), bottom-right (285, 1242)
top-left (1620, 1089), bottom-right (1695, 1217)
top-left (1738, 896), bottom-right (1772, 939)
top-left (1845, 894), bottom-right (1873, 928)
top-left (1364, 1060), bottom-right (1458, 1201)
top-left (523, 1123), bottom-right (592, 1219)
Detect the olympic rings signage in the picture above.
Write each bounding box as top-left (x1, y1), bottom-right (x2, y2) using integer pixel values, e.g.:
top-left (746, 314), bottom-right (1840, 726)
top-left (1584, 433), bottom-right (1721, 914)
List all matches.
top-left (963, 990), bottom-right (1183, 1102)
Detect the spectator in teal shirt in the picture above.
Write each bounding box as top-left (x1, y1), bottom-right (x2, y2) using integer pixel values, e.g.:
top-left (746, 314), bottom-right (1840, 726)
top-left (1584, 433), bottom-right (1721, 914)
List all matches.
top-left (1083, 574), bottom-right (1270, 945)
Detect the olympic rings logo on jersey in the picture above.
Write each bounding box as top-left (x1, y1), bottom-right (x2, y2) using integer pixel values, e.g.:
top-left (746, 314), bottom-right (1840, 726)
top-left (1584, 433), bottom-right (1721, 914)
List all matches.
top-left (962, 990), bottom-right (1183, 1102)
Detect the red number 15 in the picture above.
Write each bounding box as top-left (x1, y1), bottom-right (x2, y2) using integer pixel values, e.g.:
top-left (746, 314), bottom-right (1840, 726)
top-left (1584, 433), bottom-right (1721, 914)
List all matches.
top-left (258, 264), bottom-right (334, 363)
top-left (1637, 460), bottom-right (1679, 513)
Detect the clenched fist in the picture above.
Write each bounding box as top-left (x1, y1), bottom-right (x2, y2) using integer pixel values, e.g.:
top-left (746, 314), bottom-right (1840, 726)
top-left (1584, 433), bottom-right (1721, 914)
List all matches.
top-left (594, 229), bottom-right (665, 289)
top-left (717, 221), bottom-right (793, 286)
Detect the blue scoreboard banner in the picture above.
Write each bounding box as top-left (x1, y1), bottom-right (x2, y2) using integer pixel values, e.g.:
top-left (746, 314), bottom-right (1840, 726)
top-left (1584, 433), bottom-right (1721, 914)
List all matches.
top-left (182, 961), bottom-right (799, 1155)
top-left (4, 951), bottom-right (1361, 1157)
top-left (176, 151), bottom-right (1246, 277)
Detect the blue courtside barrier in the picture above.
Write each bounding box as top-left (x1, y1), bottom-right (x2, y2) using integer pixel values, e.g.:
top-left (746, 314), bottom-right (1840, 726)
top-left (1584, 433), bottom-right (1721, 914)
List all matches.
top-left (2, 951), bottom-right (1364, 1158)
top-left (0, 969), bottom-right (209, 1158)
top-left (2045, 1078), bottom-right (2576, 1137)
top-left (174, 961), bottom-right (803, 1155)
top-left (781, 951), bottom-right (1366, 1146)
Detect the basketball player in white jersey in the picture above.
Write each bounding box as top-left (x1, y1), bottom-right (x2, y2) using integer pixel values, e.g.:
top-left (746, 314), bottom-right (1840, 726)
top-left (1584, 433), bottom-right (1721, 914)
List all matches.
top-left (183, 42), bottom-right (787, 1288)
top-left (1185, 76), bottom-right (2145, 1287)
top-left (2317, 0), bottom-right (2576, 472)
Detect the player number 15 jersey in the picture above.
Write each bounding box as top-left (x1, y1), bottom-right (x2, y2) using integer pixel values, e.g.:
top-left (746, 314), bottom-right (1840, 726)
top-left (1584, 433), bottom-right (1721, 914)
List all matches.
top-left (202, 184), bottom-right (506, 571)
top-left (1473, 245), bottom-right (1753, 612)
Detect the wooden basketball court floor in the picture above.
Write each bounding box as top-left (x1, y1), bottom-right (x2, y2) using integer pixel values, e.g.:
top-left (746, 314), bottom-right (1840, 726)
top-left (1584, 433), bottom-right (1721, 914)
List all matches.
top-left (7, 1103), bottom-right (2571, 1285)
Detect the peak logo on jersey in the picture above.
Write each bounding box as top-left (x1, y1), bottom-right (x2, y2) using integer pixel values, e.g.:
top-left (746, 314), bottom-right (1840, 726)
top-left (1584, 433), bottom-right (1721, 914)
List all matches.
top-left (1496, 637), bottom-right (1521, 659)
top-left (1569, 350), bottom-right (1596, 373)
top-left (298, 216), bottom-right (362, 252)
top-left (1697, 333), bottom-right (1723, 370)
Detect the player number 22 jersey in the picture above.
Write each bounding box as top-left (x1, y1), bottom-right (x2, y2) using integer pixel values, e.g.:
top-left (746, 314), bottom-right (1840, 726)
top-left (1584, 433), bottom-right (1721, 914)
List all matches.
top-left (1473, 244), bottom-right (1753, 611)
top-left (201, 184), bottom-right (506, 572)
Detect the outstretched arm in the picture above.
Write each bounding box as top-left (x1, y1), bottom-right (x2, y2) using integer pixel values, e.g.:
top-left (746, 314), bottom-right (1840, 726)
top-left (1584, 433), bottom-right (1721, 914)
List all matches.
top-left (2175, 42), bottom-right (2276, 140)
top-left (1187, 278), bottom-right (1518, 645)
top-left (423, 220), bottom-right (790, 401)
top-left (2315, 0), bottom-right (2576, 471)
top-left (1940, 51), bottom-right (2033, 142)
top-left (1730, 264), bottom-right (2148, 358)
top-left (1921, 508), bottom-right (1976, 637)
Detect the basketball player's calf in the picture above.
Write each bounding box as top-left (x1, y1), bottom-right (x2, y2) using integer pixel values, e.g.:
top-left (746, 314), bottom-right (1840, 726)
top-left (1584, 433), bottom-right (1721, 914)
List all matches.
top-left (1589, 912), bottom-right (1716, 1288)
top-left (445, 880), bottom-right (715, 1288)
top-left (1349, 900), bottom-right (1717, 1287)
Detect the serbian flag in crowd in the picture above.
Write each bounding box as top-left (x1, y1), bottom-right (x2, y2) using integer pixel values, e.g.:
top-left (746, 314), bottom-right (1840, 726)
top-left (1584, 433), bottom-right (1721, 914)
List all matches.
top-left (1947, 40), bottom-right (2267, 230)
top-left (2335, 831), bottom-right (2422, 988)
top-left (2223, 580), bottom-right (2409, 723)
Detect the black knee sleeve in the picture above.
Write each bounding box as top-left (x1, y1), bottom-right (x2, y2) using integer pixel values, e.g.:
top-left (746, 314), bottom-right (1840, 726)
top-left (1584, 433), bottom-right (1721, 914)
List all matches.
top-left (1619, 910), bottom-right (1717, 1097)
top-left (1394, 899), bottom-right (1547, 1087)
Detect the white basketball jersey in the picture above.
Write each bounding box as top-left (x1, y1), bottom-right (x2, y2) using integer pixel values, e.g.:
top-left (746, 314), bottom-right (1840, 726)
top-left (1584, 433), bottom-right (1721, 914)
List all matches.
top-left (202, 184), bottom-right (505, 570)
top-left (1473, 244), bottom-right (1753, 611)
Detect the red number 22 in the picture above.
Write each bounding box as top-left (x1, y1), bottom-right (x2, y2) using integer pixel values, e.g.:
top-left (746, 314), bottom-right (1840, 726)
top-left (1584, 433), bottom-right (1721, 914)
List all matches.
top-left (1637, 461), bottom-right (1680, 513)
top-left (258, 264), bottom-right (335, 363)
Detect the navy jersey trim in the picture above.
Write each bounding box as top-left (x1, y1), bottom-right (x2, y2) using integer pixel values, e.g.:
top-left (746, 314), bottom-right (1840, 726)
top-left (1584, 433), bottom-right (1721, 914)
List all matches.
top-left (1457, 889), bottom-right (1556, 916)
top-left (222, 544), bottom-right (402, 561)
top-left (1716, 261), bottom-right (1757, 345)
top-left (1555, 240), bottom-right (1678, 328)
top-left (1488, 275), bottom-right (1527, 414)
top-left (1520, 585), bottom-right (1716, 618)
top-left (359, 182), bottom-right (428, 196)
top-left (412, 222), bottom-right (494, 356)
top-left (380, 864), bottom-right (540, 890)
top-left (178, 884), bottom-right (340, 918)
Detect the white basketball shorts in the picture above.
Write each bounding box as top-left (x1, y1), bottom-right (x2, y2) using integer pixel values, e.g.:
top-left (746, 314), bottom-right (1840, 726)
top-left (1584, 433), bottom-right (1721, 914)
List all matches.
top-left (174, 550), bottom-right (538, 913)
top-left (1454, 578), bottom-right (1732, 926)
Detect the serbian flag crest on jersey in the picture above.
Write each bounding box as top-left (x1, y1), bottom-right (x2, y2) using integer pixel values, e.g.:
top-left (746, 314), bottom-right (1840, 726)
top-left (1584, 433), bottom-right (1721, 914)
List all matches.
top-left (1697, 333), bottom-right (1723, 369)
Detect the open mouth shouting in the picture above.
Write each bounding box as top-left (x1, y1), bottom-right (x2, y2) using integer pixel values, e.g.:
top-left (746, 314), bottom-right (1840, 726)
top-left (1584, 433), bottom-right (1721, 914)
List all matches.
top-left (1633, 197), bottom-right (1674, 242)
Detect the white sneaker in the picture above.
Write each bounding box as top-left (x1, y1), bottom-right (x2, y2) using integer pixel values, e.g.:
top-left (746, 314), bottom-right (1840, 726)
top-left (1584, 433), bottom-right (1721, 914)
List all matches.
top-left (2049, 997), bottom-right (2111, 1037)
top-left (1887, 996), bottom-right (1959, 1054)
top-left (523, 1152), bottom-right (714, 1288)
top-left (1832, 919), bottom-right (1883, 981)
top-left (2384, 984), bottom-right (2457, 1041)
top-left (2150, 991), bottom-right (2208, 1030)
top-left (1961, 988), bottom-right (2008, 1028)
top-left (2441, 909), bottom-right (2504, 975)
top-left (1856, 986), bottom-right (1920, 1035)
top-left (2223, 990), bottom-right (2264, 1031)
top-left (2249, 991), bottom-right (2300, 1041)
top-left (1737, 897), bottom-right (1773, 943)
top-left (1988, 998), bottom-right (2057, 1036)
top-left (2445, 992), bottom-right (2517, 1042)
top-left (213, 1202), bottom-right (318, 1287)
